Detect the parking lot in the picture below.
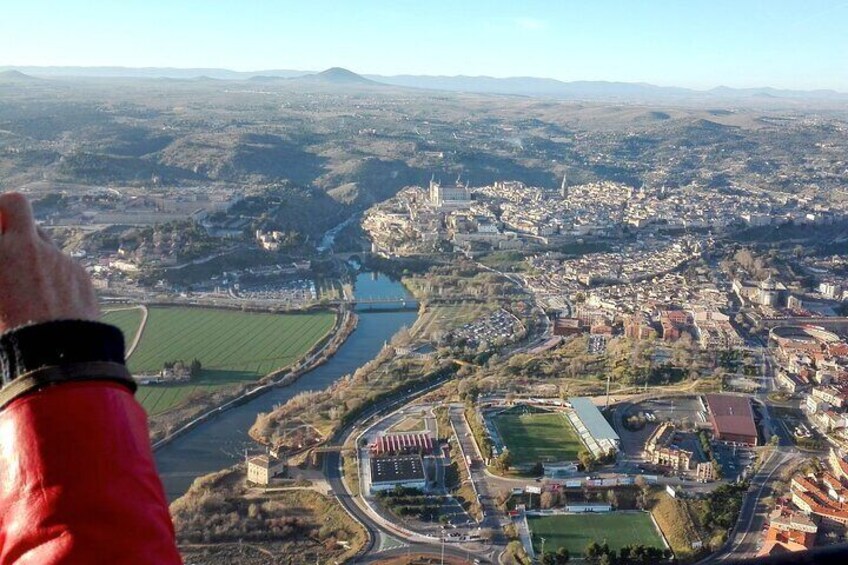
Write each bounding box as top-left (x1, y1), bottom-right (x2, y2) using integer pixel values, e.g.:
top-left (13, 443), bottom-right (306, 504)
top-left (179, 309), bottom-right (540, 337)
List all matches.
top-left (637, 396), bottom-right (709, 430)
top-left (712, 442), bottom-right (755, 481)
top-left (449, 308), bottom-right (522, 348)
top-left (588, 334), bottom-right (608, 354)
top-left (236, 278), bottom-right (317, 302)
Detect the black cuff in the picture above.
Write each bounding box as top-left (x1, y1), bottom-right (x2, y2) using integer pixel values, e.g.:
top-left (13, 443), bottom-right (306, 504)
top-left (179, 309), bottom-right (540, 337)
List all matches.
top-left (0, 320), bottom-right (135, 410)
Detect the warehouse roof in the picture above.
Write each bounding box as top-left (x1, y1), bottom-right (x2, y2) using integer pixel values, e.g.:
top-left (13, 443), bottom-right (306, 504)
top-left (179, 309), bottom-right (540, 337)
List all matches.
top-left (569, 397), bottom-right (620, 442)
top-left (370, 454), bottom-right (426, 485)
top-left (705, 394), bottom-right (758, 440)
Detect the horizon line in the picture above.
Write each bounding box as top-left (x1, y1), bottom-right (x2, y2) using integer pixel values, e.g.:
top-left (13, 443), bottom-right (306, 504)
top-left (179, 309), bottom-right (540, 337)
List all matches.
top-left (1, 64), bottom-right (845, 95)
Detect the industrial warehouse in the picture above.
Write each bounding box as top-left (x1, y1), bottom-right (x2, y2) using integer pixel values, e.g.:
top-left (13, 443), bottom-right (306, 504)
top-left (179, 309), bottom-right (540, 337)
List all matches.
top-left (368, 454), bottom-right (427, 493)
top-left (705, 394), bottom-right (759, 446)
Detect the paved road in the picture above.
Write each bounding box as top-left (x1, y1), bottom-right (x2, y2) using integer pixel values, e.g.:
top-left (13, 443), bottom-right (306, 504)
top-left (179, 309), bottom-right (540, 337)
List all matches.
top-left (449, 406), bottom-right (510, 563)
top-left (708, 448), bottom-right (800, 562)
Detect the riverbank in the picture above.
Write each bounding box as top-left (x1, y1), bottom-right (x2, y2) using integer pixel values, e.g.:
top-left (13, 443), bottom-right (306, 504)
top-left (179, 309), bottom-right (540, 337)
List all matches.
top-left (154, 272), bottom-right (418, 501)
top-left (149, 305), bottom-right (355, 448)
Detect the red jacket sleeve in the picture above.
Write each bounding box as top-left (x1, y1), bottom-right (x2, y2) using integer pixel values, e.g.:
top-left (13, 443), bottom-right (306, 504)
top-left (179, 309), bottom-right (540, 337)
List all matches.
top-left (0, 380), bottom-right (182, 564)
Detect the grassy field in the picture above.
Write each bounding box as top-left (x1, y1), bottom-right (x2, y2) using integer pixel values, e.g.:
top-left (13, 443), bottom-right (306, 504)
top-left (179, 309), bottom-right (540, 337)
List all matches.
top-left (390, 416), bottom-right (428, 433)
top-left (529, 513), bottom-right (665, 556)
top-left (492, 410), bottom-right (583, 465)
top-left (126, 307), bottom-right (335, 415)
top-left (102, 307), bottom-right (144, 355)
top-left (649, 491), bottom-right (702, 562)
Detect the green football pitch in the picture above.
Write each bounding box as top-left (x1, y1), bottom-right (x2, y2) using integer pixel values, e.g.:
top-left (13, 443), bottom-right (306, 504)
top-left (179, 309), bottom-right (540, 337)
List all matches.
top-left (528, 513), bottom-right (665, 556)
top-left (492, 410), bottom-right (583, 465)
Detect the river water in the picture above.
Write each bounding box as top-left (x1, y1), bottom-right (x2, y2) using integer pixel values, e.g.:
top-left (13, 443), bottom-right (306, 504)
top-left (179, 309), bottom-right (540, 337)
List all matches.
top-left (155, 272), bottom-right (417, 500)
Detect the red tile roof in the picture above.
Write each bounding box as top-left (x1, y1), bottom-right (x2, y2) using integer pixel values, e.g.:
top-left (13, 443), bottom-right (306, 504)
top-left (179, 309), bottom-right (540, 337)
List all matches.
top-left (705, 394), bottom-right (758, 442)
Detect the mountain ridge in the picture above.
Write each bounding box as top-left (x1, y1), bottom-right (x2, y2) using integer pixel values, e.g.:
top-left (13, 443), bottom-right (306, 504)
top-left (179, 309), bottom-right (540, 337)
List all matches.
top-left (1, 65), bottom-right (844, 100)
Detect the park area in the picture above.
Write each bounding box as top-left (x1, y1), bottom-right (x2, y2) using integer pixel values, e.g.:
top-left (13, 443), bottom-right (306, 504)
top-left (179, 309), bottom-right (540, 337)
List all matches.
top-left (528, 512), bottom-right (666, 556)
top-left (102, 306), bottom-right (335, 415)
top-left (492, 407), bottom-right (583, 465)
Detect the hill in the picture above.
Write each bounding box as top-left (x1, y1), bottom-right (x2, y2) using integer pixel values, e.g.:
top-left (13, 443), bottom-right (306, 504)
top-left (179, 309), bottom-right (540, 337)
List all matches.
top-left (298, 67), bottom-right (378, 86)
top-left (0, 70), bottom-right (40, 83)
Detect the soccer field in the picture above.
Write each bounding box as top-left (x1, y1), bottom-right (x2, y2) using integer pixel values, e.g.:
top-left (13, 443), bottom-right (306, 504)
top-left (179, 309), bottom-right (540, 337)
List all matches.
top-left (528, 513), bottom-right (665, 556)
top-left (123, 306), bottom-right (335, 415)
top-left (492, 410), bottom-right (583, 465)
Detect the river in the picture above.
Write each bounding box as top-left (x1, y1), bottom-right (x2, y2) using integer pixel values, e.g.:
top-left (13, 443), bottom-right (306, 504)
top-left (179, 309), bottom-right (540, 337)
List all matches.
top-left (155, 271), bottom-right (418, 500)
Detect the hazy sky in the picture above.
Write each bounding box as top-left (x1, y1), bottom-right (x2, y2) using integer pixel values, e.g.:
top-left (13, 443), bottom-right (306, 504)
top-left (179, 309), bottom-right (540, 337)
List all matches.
top-left (3, 0), bottom-right (847, 90)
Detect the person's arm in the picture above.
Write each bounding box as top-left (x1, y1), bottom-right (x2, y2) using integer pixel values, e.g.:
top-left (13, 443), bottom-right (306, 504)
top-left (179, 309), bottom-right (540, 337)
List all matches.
top-left (0, 192), bottom-right (181, 564)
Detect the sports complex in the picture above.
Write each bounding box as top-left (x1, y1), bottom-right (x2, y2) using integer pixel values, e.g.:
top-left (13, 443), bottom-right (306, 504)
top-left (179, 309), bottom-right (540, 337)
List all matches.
top-left (481, 398), bottom-right (621, 468)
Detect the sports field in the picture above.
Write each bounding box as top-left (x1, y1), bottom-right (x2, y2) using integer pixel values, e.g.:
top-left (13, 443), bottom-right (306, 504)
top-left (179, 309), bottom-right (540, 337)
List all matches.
top-left (529, 513), bottom-right (665, 556)
top-left (124, 307), bottom-right (335, 415)
top-left (492, 410), bottom-right (583, 465)
top-left (102, 307), bottom-right (144, 354)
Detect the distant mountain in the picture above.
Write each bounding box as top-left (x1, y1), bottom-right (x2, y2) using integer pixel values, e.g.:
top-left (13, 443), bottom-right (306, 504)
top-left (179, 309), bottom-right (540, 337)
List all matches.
top-left (296, 67), bottom-right (377, 85)
top-left (364, 74), bottom-right (695, 100)
top-left (0, 70), bottom-right (40, 82)
top-left (0, 66), bottom-right (309, 80)
top-left (366, 74), bottom-right (848, 102)
top-left (1, 65), bottom-right (845, 102)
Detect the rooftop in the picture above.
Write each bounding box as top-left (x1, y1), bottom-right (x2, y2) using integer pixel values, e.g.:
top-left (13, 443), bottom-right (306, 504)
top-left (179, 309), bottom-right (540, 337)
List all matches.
top-left (248, 455), bottom-right (275, 469)
top-left (705, 394), bottom-right (758, 439)
top-left (569, 397), bottom-right (620, 442)
top-left (370, 454), bottom-right (426, 484)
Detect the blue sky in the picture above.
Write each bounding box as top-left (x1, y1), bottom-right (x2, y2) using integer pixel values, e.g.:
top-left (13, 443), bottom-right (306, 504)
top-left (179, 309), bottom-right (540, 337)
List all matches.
top-left (2, 0), bottom-right (847, 90)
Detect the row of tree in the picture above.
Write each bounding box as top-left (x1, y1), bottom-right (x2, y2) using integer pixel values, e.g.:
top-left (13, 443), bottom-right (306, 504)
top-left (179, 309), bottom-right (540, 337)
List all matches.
top-left (585, 541), bottom-right (672, 564)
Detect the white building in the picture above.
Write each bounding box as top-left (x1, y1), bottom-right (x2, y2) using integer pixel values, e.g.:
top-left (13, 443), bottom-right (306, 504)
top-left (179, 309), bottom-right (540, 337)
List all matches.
top-left (247, 455), bottom-right (286, 485)
top-left (429, 180), bottom-right (471, 208)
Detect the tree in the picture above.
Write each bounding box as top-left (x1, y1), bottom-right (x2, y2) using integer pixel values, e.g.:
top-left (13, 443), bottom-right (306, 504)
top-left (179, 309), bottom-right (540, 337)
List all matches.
top-left (390, 326), bottom-right (412, 347)
top-left (531, 461), bottom-right (544, 477)
top-left (585, 542), bottom-right (614, 565)
top-left (555, 547), bottom-right (571, 564)
top-left (494, 450), bottom-right (513, 473)
top-left (190, 358), bottom-right (202, 377)
top-left (617, 544), bottom-right (671, 564)
top-left (541, 552), bottom-right (557, 565)
top-left (585, 541), bottom-right (603, 563)
top-left (578, 449), bottom-right (596, 472)
top-left (605, 489), bottom-right (618, 508)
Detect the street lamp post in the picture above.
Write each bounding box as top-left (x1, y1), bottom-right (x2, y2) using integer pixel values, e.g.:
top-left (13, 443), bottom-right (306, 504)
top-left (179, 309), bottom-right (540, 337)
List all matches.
top-left (441, 525), bottom-right (446, 565)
